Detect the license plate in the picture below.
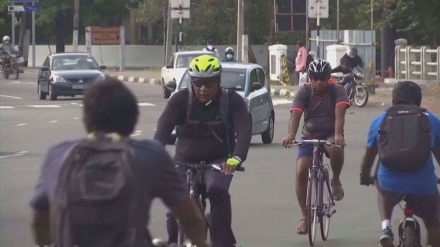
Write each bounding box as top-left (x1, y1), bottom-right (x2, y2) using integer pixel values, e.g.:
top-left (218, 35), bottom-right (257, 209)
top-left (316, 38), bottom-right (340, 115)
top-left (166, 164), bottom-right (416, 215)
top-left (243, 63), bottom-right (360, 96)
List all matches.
top-left (72, 85), bottom-right (86, 89)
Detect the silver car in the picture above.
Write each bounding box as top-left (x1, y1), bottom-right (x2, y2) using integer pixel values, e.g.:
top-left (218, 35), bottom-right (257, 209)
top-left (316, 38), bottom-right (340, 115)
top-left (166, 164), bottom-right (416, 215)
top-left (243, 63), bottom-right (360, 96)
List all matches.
top-left (167, 62), bottom-right (275, 144)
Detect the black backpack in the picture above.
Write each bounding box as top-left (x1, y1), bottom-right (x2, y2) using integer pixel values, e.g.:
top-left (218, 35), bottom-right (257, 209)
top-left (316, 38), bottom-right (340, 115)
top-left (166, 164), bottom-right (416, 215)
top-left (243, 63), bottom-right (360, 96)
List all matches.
top-left (51, 134), bottom-right (143, 246)
top-left (205, 46), bottom-right (215, 52)
top-left (377, 104), bottom-right (432, 172)
top-left (182, 87), bottom-right (233, 156)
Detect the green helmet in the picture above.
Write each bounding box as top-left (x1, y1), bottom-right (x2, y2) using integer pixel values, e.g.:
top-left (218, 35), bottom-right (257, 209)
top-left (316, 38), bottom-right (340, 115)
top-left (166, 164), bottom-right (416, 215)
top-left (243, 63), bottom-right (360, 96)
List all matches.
top-left (188, 55), bottom-right (222, 78)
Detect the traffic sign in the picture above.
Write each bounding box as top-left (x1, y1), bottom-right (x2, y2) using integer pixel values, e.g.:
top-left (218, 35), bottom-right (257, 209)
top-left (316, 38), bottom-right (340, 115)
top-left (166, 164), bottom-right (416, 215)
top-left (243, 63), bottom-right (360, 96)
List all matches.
top-left (90, 26), bottom-right (121, 45)
top-left (8, 5), bottom-right (24, 12)
top-left (24, 5), bottom-right (40, 11)
top-left (308, 0), bottom-right (329, 19)
top-left (171, 9), bottom-right (190, 19)
top-left (9, 0), bottom-right (39, 2)
top-left (170, 0), bottom-right (190, 9)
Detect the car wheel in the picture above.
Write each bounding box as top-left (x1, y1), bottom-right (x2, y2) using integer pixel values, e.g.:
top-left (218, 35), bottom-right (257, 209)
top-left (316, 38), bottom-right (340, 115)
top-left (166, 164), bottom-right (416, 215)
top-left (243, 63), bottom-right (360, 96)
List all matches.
top-left (38, 82), bottom-right (47, 100)
top-left (261, 112), bottom-right (274, 144)
top-left (163, 85), bottom-right (171, 99)
top-left (49, 84), bottom-right (57, 101)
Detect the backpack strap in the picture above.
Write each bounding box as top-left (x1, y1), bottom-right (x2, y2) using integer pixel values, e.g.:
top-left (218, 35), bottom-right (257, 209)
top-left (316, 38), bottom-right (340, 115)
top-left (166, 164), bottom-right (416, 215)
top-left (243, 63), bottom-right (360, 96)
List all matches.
top-left (219, 88), bottom-right (233, 156)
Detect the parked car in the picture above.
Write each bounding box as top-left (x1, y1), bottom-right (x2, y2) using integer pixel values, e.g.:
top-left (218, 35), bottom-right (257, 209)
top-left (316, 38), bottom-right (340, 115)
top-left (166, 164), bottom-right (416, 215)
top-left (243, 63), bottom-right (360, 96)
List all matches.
top-left (167, 62), bottom-right (275, 145)
top-left (37, 52), bottom-right (106, 100)
top-left (161, 50), bottom-right (215, 98)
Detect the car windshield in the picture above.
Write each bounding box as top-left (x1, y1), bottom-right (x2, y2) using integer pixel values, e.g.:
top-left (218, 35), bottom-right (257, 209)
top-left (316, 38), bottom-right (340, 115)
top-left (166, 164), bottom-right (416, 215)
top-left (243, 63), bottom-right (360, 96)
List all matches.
top-left (178, 68), bottom-right (246, 91)
top-left (176, 54), bottom-right (207, 68)
top-left (51, 55), bottom-right (99, 70)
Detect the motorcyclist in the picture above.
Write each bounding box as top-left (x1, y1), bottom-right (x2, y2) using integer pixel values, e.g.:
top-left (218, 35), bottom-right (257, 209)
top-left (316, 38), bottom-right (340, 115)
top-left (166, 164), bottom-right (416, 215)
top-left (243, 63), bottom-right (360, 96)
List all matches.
top-left (221, 47), bottom-right (237, 62)
top-left (331, 47), bottom-right (364, 74)
top-left (0, 36), bottom-right (16, 69)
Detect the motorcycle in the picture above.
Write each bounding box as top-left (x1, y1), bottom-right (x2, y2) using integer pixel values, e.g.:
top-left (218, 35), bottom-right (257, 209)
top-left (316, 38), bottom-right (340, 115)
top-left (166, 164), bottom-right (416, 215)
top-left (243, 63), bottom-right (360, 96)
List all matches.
top-left (330, 66), bottom-right (369, 107)
top-left (2, 51), bottom-right (24, 80)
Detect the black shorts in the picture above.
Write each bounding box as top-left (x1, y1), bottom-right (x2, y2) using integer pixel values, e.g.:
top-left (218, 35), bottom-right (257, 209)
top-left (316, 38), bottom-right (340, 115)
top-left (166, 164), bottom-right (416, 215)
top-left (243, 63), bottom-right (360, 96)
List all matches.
top-left (375, 182), bottom-right (440, 228)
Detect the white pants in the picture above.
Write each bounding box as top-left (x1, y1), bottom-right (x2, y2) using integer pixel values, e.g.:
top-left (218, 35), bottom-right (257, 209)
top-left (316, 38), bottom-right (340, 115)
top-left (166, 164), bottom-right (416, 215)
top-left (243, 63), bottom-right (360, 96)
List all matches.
top-left (299, 72), bottom-right (308, 85)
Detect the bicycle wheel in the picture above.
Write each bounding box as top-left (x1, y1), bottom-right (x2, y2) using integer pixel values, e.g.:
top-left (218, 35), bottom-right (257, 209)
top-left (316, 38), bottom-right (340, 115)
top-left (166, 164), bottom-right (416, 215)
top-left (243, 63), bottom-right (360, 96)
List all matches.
top-left (402, 226), bottom-right (416, 247)
top-left (307, 173), bottom-right (318, 246)
top-left (320, 169), bottom-right (332, 240)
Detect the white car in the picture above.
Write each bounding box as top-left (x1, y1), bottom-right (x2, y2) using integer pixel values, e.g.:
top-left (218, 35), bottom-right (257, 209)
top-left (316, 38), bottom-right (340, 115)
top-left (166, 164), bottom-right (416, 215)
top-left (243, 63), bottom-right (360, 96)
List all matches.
top-left (161, 50), bottom-right (215, 98)
top-left (167, 63), bottom-right (275, 145)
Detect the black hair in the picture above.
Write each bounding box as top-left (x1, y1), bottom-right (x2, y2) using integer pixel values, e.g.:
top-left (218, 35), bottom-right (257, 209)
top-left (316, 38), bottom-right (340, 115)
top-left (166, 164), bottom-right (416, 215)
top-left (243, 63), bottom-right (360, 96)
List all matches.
top-left (392, 80), bottom-right (422, 106)
top-left (297, 40), bottom-right (304, 47)
top-left (82, 76), bottom-right (139, 135)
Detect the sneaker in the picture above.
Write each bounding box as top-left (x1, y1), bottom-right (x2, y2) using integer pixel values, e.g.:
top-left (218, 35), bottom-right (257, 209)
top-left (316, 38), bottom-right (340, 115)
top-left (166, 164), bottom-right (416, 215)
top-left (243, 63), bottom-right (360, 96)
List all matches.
top-left (379, 227), bottom-right (394, 247)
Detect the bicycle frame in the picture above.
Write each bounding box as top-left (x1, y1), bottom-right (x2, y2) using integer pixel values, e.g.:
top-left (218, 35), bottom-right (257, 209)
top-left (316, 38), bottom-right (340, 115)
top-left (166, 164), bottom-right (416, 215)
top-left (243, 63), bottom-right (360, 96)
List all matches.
top-left (308, 143), bottom-right (336, 220)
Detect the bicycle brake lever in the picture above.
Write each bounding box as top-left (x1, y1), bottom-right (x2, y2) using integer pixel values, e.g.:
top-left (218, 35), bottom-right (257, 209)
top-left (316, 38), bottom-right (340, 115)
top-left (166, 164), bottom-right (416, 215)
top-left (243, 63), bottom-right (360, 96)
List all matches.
top-left (211, 164), bottom-right (222, 171)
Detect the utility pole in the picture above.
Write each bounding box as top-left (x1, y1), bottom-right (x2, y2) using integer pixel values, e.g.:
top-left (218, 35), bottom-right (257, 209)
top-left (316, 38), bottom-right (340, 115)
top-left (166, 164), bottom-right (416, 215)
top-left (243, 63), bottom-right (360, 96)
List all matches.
top-left (73, 0), bottom-right (80, 52)
top-left (236, 0), bottom-right (244, 62)
top-left (164, 0), bottom-right (173, 65)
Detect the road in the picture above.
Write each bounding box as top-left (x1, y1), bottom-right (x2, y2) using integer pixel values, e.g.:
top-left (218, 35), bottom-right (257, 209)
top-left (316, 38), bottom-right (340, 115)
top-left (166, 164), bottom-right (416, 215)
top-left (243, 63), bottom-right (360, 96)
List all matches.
top-left (1, 72), bottom-right (438, 247)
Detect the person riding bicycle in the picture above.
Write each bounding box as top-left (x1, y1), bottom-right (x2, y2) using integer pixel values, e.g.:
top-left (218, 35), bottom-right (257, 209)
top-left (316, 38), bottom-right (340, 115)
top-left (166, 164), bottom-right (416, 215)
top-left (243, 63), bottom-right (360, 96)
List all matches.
top-left (360, 80), bottom-right (440, 247)
top-left (282, 59), bottom-right (350, 235)
top-left (154, 54), bottom-right (252, 247)
top-left (221, 47), bottom-right (237, 62)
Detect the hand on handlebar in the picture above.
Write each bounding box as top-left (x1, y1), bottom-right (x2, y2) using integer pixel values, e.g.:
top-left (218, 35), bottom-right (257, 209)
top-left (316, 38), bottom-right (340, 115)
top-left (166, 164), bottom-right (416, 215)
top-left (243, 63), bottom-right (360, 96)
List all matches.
top-left (360, 174), bottom-right (374, 186)
top-left (283, 133), bottom-right (296, 148)
top-left (334, 134), bottom-right (345, 148)
top-left (222, 157), bottom-right (242, 175)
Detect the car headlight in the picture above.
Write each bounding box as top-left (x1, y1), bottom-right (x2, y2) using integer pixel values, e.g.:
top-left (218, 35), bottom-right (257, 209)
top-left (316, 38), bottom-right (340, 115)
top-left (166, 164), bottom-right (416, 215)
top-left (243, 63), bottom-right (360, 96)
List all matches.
top-left (50, 75), bottom-right (66, 83)
top-left (96, 74), bottom-right (105, 82)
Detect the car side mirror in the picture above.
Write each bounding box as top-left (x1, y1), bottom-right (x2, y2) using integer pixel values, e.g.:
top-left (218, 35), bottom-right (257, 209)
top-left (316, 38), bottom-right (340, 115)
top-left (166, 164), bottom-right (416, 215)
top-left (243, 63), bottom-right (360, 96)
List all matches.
top-left (99, 65), bottom-right (106, 70)
top-left (251, 82), bottom-right (263, 91)
top-left (166, 65), bottom-right (173, 69)
top-left (168, 80), bottom-right (177, 90)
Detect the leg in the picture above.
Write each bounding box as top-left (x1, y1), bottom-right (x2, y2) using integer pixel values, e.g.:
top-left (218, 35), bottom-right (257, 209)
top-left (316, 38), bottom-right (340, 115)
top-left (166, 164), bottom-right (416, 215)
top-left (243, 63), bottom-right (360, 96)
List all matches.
top-left (296, 144), bottom-right (313, 234)
top-left (204, 168), bottom-right (235, 247)
top-left (325, 137), bottom-right (345, 201)
top-left (411, 193), bottom-right (440, 247)
top-left (166, 211), bottom-right (178, 244)
top-left (375, 183), bottom-right (400, 247)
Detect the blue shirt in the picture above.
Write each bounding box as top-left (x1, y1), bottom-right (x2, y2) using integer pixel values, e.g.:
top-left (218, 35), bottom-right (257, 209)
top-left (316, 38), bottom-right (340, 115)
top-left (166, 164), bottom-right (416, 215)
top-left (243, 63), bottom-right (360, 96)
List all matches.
top-left (367, 111), bottom-right (440, 195)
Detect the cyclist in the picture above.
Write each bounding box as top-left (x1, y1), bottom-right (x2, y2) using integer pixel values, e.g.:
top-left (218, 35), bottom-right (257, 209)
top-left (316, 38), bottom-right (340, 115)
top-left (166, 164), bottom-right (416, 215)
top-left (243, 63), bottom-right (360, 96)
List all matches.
top-left (360, 80), bottom-right (440, 247)
top-left (154, 54), bottom-right (252, 247)
top-left (221, 47), bottom-right (237, 62)
top-left (282, 59), bottom-right (350, 234)
top-left (30, 77), bottom-right (209, 247)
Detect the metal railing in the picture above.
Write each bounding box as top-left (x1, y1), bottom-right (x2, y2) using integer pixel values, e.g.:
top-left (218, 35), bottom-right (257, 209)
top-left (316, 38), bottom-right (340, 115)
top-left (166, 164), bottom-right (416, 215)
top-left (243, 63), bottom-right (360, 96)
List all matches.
top-left (395, 45), bottom-right (440, 80)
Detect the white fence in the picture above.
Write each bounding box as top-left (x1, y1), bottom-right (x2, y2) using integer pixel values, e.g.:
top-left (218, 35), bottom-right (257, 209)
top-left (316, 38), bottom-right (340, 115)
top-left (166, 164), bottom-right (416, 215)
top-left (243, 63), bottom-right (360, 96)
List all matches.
top-left (395, 45), bottom-right (440, 80)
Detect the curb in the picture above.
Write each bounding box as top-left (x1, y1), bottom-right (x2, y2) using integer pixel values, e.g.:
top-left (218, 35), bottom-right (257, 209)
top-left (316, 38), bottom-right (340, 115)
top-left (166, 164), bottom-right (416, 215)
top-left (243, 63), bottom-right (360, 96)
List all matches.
top-left (270, 88), bottom-right (296, 98)
top-left (108, 74), bottom-right (162, 86)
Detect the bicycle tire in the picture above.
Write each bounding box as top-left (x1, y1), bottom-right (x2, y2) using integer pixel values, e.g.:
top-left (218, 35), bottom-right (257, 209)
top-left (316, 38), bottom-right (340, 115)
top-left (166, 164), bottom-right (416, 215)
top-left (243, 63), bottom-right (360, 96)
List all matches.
top-left (307, 173), bottom-right (318, 246)
top-left (403, 226), bottom-right (416, 247)
top-left (319, 169), bottom-right (332, 241)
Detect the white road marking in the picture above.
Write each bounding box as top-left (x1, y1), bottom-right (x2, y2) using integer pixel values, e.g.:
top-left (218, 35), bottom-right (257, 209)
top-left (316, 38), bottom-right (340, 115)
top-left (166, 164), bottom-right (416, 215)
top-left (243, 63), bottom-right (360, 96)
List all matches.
top-left (16, 123), bottom-right (27, 126)
top-left (138, 102), bottom-right (156, 106)
top-left (0, 106), bottom-right (14, 109)
top-left (73, 117), bottom-right (80, 120)
top-left (0, 151), bottom-right (28, 159)
top-left (49, 120), bottom-right (59, 123)
top-left (0, 95), bottom-right (22, 99)
top-left (272, 99), bottom-right (292, 106)
top-left (30, 105), bottom-right (61, 108)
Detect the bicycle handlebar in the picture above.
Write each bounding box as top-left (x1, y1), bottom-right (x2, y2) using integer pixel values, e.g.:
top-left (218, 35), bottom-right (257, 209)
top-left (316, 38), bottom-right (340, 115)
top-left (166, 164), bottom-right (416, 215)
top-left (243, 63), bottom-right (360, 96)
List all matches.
top-left (287, 139), bottom-right (342, 148)
top-left (176, 162), bottom-right (245, 172)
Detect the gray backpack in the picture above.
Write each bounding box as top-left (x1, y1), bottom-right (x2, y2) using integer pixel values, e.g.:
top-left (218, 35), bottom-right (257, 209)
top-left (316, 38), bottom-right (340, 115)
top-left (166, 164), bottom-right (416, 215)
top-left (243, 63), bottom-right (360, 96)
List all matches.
top-left (51, 134), bottom-right (142, 247)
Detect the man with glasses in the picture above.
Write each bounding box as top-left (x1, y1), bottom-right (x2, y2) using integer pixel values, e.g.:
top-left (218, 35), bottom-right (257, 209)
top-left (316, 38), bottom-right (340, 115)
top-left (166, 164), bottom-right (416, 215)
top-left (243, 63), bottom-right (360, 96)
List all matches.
top-left (154, 55), bottom-right (252, 247)
top-left (282, 59), bottom-right (350, 235)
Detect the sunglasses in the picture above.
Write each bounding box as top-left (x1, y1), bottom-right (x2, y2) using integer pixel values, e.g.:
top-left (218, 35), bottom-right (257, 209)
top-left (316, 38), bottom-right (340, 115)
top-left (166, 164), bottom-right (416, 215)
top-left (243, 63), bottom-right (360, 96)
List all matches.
top-left (192, 80), bottom-right (218, 88)
top-left (309, 74), bottom-right (329, 81)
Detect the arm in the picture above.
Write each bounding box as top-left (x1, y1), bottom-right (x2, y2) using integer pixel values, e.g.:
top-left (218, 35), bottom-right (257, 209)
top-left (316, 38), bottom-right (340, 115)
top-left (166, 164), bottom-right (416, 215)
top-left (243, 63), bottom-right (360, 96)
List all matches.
top-left (151, 145), bottom-right (208, 247)
top-left (300, 48), bottom-right (307, 71)
top-left (283, 86), bottom-right (306, 146)
top-left (231, 93), bottom-right (252, 162)
top-left (30, 151), bottom-right (53, 246)
top-left (153, 91), bottom-right (185, 146)
top-left (335, 86), bottom-right (350, 137)
top-left (288, 110), bottom-right (303, 137)
top-left (360, 116), bottom-right (381, 184)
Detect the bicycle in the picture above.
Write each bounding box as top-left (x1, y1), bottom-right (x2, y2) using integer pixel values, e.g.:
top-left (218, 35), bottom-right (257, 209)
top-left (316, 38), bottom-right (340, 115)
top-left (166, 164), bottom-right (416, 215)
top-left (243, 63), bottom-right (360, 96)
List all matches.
top-left (362, 177), bottom-right (440, 247)
top-left (153, 161), bottom-right (244, 247)
top-left (288, 139), bottom-right (340, 246)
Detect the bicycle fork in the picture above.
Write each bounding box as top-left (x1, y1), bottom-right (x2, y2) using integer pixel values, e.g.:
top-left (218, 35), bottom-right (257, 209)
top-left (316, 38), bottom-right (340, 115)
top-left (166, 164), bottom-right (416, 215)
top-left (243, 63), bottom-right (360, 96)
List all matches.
top-left (317, 168), bottom-right (336, 219)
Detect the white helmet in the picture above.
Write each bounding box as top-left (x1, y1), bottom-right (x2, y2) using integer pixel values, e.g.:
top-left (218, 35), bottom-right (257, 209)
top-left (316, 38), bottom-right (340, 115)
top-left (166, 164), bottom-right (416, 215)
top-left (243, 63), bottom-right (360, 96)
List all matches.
top-left (3, 36), bottom-right (11, 42)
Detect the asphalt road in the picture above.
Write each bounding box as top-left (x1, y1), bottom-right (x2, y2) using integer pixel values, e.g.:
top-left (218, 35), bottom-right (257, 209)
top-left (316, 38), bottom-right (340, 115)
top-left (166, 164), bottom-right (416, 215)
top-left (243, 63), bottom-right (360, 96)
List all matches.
top-left (1, 72), bottom-right (438, 247)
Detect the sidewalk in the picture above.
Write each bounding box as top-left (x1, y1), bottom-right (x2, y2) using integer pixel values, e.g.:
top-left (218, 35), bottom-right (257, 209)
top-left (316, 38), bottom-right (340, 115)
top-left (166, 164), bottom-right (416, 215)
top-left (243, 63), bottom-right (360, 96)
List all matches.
top-left (105, 69), bottom-right (162, 86)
